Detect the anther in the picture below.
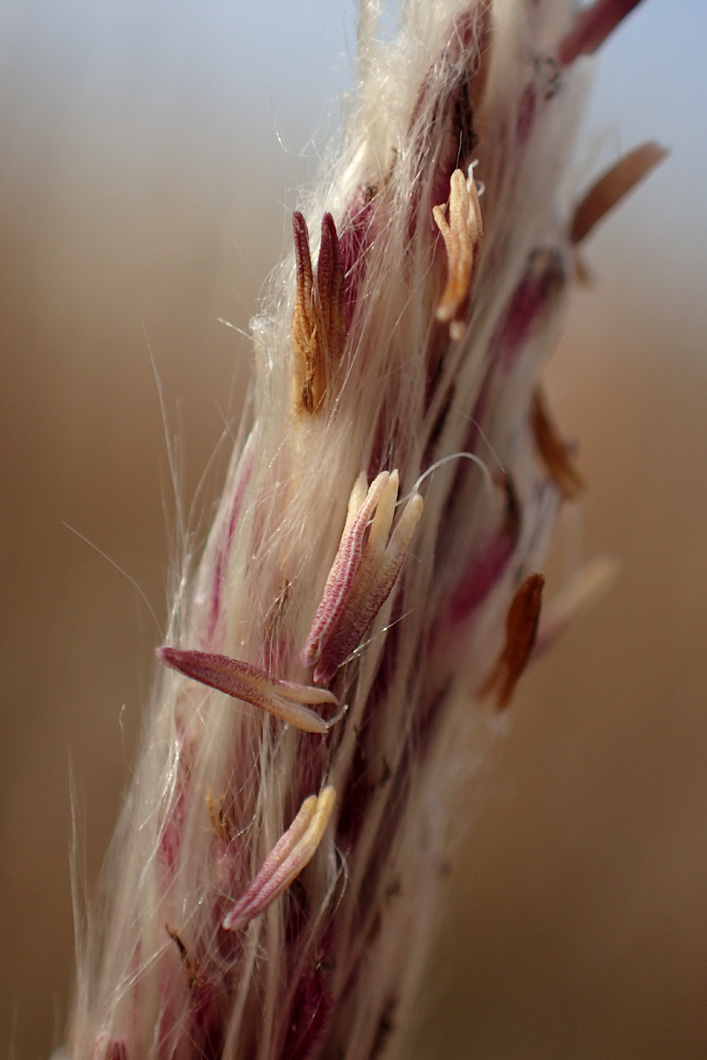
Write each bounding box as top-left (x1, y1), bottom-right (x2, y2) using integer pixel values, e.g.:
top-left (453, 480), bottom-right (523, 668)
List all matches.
top-left (301, 471), bottom-right (424, 684)
top-left (223, 787), bottom-right (337, 931)
top-left (433, 167), bottom-right (483, 340)
top-left (479, 573), bottom-right (545, 708)
top-left (156, 647), bottom-right (339, 734)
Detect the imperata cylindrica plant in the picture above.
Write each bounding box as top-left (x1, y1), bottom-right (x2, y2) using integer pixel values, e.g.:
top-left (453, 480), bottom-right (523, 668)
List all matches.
top-left (60, 1), bottom-right (664, 1057)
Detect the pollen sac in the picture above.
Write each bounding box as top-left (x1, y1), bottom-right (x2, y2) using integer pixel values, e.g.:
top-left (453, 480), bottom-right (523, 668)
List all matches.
top-left (223, 787), bottom-right (337, 931)
top-left (433, 167), bottom-right (484, 340)
top-left (480, 572), bottom-right (545, 709)
top-left (156, 647), bottom-right (339, 734)
top-left (301, 470), bottom-right (424, 685)
top-left (291, 210), bottom-right (346, 415)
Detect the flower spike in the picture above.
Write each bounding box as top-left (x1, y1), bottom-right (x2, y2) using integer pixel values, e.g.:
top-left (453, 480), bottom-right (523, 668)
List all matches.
top-left (156, 647), bottom-right (339, 734)
top-left (62, 4), bottom-right (663, 1056)
top-left (223, 787), bottom-right (337, 931)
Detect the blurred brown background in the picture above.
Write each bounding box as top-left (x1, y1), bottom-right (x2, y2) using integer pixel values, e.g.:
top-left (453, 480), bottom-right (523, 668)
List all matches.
top-left (1, 2), bottom-right (706, 1058)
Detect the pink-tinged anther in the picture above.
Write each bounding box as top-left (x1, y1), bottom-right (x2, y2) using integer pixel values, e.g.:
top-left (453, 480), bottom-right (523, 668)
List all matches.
top-left (301, 471), bottom-right (424, 685)
top-left (314, 493), bottom-right (425, 686)
top-left (223, 787), bottom-right (337, 932)
top-left (300, 472), bottom-right (392, 669)
top-left (156, 647), bottom-right (339, 734)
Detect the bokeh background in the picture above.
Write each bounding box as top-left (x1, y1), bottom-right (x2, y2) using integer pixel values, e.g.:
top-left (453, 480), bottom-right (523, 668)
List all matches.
top-left (1, 2), bottom-right (706, 1057)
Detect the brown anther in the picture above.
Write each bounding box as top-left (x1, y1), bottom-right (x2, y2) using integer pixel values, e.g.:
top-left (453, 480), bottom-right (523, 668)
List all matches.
top-left (479, 573), bottom-right (545, 708)
top-left (292, 211), bottom-right (319, 412)
top-left (291, 211), bottom-right (346, 414)
top-left (530, 389), bottom-right (584, 499)
top-left (433, 168), bottom-right (483, 339)
top-left (557, 0), bottom-right (646, 67)
top-left (570, 142), bottom-right (667, 244)
top-left (316, 214), bottom-right (346, 369)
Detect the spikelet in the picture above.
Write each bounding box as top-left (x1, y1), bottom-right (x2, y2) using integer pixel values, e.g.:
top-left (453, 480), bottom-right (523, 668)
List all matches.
top-left (64, 3), bottom-right (663, 1059)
